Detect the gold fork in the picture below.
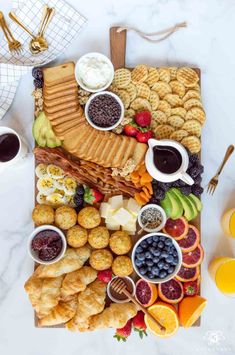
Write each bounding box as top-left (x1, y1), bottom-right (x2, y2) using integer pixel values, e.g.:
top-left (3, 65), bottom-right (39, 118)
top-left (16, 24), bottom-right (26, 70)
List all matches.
top-left (0, 11), bottom-right (22, 54)
top-left (207, 144), bottom-right (234, 195)
top-left (110, 277), bottom-right (166, 332)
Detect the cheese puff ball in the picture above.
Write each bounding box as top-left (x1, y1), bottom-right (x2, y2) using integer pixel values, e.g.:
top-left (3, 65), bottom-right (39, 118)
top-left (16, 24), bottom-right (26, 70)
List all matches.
top-left (32, 204), bottom-right (54, 225)
top-left (89, 249), bottom-right (113, 271)
top-left (112, 256), bottom-right (133, 277)
top-left (109, 231), bottom-right (132, 255)
top-left (67, 225), bottom-right (88, 248)
top-left (55, 205), bottom-right (77, 230)
top-left (78, 207), bottom-right (101, 229)
top-left (88, 227), bottom-right (110, 249)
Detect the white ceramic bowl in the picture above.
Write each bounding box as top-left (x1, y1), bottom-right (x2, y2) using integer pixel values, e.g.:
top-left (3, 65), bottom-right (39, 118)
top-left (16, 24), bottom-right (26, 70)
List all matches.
top-left (107, 276), bottom-right (136, 303)
top-left (137, 204), bottom-right (167, 233)
top-left (75, 52), bottom-right (114, 93)
top-left (85, 91), bottom-right (124, 131)
top-left (131, 232), bottom-right (182, 284)
top-left (27, 225), bottom-right (67, 265)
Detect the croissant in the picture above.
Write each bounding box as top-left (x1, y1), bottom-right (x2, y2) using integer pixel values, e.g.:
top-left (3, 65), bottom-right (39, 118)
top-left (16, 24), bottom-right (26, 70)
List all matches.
top-left (60, 266), bottom-right (97, 301)
top-left (24, 275), bottom-right (43, 312)
top-left (38, 295), bottom-right (77, 327)
top-left (89, 303), bottom-right (137, 330)
top-left (36, 276), bottom-right (64, 318)
top-left (34, 246), bottom-right (91, 278)
top-left (66, 279), bottom-right (106, 332)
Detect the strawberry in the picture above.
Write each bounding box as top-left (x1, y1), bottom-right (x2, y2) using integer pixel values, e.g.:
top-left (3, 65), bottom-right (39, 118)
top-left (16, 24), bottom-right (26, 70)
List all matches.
top-left (134, 111), bottom-right (151, 127)
top-left (124, 124), bottom-right (139, 137)
top-left (183, 279), bottom-right (200, 296)
top-left (97, 269), bottom-right (112, 283)
top-left (114, 319), bottom-right (132, 342)
top-left (136, 130), bottom-right (154, 143)
top-left (84, 187), bottom-right (103, 204)
top-left (132, 311), bottom-right (147, 339)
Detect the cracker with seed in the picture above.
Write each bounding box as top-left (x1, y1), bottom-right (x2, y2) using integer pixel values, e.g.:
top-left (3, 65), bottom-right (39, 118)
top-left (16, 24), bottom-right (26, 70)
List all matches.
top-left (130, 97), bottom-right (151, 111)
top-left (158, 68), bottom-right (171, 83)
top-left (164, 94), bottom-right (183, 107)
top-left (151, 81), bottom-right (172, 99)
top-left (113, 68), bottom-right (131, 88)
top-left (185, 107), bottom-right (206, 125)
top-left (125, 83), bottom-right (137, 102)
top-left (167, 115), bottom-right (185, 128)
top-left (154, 124), bottom-right (175, 139)
top-left (169, 67), bottom-right (178, 80)
top-left (149, 91), bottom-right (160, 110)
top-left (182, 89), bottom-right (201, 103)
top-left (136, 83), bottom-right (151, 99)
top-left (184, 98), bottom-right (203, 111)
top-left (152, 110), bottom-right (167, 124)
top-left (145, 67), bottom-right (159, 86)
top-left (169, 80), bottom-right (186, 98)
top-left (158, 100), bottom-right (171, 117)
top-left (117, 89), bottom-right (130, 109)
top-left (181, 135), bottom-right (201, 154)
top-left (182, 119), bottom-right (202, 137)
top-left (170, 129), bottom-right (189, 142)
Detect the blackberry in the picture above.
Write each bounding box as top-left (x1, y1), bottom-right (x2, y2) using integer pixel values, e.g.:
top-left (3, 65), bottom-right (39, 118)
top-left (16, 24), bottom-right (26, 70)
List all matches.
top-left (32, 67), bottom-right (43, 80)
top-left (188, 166), bottom-right (200, 178)
top-left (180, 186), bottom-right (191, 196)
top-left (194, 175), bottom-right (202, 184)
top-left (34, 79), bottom-right (43, 89)
top-left (76, 185), bottom-right (85, 195)
top-left (172, 180), bottom-right (184, 188)
top-left (189, 153), bottom-right (199, 164)
top-left (192, 184), bottom-right (204, 196)
top-left (153, 188), bottom-right (165, 200)
top-left (73, 194), bottom-right (84, 207)
top-left (158, 182), bottom-right (172, 191)
top-left (149, 197), bottom-right (160, 205)
top-left (197, 164), bottom-right (204, 175)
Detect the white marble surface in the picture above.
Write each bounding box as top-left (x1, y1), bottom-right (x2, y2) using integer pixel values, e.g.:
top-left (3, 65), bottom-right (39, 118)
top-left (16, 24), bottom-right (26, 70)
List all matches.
top-left (1, 0), bottom-right (235, 354)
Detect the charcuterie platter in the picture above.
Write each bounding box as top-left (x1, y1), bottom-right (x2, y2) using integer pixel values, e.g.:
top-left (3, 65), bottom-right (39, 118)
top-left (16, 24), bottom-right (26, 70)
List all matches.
top-left (25, 27), bottom-right (206, 338)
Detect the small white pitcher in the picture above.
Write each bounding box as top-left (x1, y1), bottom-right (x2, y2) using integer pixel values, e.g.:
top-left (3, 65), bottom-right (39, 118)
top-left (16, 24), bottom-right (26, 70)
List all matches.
top-left (0, 126), bottom-right (28, 172)
top-left (145, 138), bottom-right (194, 185)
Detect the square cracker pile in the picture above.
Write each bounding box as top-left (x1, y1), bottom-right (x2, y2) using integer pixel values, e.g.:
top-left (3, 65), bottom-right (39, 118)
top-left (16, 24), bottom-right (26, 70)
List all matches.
top-left (110, 66), bottom-right (206, 154)
top-left (43, 62), bottom-right (86, 140)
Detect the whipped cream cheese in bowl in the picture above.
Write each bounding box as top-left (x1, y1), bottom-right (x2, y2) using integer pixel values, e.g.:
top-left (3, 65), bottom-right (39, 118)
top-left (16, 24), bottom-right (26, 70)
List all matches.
top-left (75, 52), bottom-right (114, 92)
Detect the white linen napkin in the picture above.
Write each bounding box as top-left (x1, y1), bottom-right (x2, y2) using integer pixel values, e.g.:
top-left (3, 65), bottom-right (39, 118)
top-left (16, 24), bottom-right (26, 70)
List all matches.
top-left (0, 0), bottom-right (87, 119)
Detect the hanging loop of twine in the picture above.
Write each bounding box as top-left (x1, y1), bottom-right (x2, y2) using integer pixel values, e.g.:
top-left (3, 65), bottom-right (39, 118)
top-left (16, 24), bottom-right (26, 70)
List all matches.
top-left (117, 22), bottom-right (187, 43)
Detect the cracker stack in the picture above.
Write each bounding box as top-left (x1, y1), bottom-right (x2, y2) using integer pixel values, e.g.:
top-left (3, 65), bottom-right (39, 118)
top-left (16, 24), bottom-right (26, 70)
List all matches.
top-left (110, 66), bottom-right (206, 154)
top-left (63, 122), bottom-right (147, 169)
top-left (43, 62), bottom-right (86, 140)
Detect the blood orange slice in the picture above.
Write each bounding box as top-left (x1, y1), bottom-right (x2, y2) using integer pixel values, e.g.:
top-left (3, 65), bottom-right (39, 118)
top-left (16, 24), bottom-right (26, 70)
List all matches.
top-left (163, 217), bottom-right (188, 240)
top-left (176, 265), bottom-right (200, 282)
top-left (135, 279), bottom-right (158, 307)
top-left (177, 225), bottom-right (200, 252)
top-left (158, 279), bottom-right (184, 304)
top-left (182, 245), bottom-right (204, 268)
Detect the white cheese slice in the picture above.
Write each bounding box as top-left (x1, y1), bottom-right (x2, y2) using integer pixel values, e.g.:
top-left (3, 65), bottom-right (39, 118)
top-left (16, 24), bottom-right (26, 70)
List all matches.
top-left (127, 198), bottom-right (141, 216)
top-left (108, 195), bottom-right (123, 209)
top-left (123, 199), bottom-right (128, 209)
top-left (100, 202), bottom-right (111, 218)
top-left (112, 207), bottom-right (133, 226)
top-left (106, 222), bottom-right (120, 230)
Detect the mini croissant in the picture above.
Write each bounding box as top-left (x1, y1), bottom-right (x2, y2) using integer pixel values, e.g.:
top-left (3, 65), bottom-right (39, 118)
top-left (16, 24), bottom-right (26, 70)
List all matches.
top-left (38, 295), bottom-right (78, 327)
top-left (60, 266), bottom-right (97, 301)
top-left (66, 279), bottom-right (106, 332)
top-left (89, 303), bottom-right (137, 330)
top-left (24, 275), bottom-right (43, 312)
top-left (34, 246), bottom-right (91, 278)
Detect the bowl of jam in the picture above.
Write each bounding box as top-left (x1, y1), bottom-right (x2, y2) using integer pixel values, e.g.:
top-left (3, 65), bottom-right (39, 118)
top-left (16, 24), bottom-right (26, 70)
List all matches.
top-left (27, 225), bottom-right (67, 265)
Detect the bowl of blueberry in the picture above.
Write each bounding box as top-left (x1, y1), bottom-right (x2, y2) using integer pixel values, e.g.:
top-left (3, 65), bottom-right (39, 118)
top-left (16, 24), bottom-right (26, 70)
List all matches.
top-left (132, 232), bottom-right (182, 283)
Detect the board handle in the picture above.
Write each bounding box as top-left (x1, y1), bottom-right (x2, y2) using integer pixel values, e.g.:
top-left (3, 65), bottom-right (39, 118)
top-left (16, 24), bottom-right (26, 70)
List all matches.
top-left (110, 27), bottom-right (126, 70)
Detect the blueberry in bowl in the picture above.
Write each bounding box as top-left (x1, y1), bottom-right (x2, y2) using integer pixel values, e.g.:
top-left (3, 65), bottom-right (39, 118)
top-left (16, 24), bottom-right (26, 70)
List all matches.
top-left (132, 232), bottom-right (182, 283)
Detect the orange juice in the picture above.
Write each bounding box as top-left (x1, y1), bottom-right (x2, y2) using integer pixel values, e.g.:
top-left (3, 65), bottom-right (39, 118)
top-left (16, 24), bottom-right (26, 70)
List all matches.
top-left (209, 257), bottom-right (235, 296)
top-left (221, 208), bottom-right (235, 238)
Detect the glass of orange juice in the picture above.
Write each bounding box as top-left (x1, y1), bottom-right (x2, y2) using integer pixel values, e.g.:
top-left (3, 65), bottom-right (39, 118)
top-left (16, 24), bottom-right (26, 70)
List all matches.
top-left (209, 257), bottom-right (235, 297)
top-left (221, 208), bottom-right (235, 238)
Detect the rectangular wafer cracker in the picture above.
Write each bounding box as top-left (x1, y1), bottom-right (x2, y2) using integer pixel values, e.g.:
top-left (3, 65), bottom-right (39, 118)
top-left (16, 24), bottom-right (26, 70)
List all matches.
top-left (43, 62), bottom-right (75, 87)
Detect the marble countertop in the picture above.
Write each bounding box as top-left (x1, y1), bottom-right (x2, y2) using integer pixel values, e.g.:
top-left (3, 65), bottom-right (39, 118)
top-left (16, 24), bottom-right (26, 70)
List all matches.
top-left (1, 0), bottom-right (235, 354)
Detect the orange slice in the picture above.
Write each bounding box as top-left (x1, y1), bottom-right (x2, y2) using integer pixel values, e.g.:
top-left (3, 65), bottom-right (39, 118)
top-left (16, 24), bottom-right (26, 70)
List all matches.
top-left (179, 296), bottom-right (207, 328)
top-left (145, 302), bottom-right (179, 338)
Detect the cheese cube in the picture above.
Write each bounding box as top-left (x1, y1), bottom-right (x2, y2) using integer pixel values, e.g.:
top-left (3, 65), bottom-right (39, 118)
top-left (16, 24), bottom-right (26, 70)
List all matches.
top-left (112, 207), bottom-right (133, 226)
top-left (106, 222), bottom-right (120, 230)
top-left (108, 195), bottom-right (123, 209)
top-left (122, 220), bottom-right (137, 235)
top-left (123, 199), bottom-right (128, 209)
top-left (100, 202), bottom-right (111, 218)
top-left (127, 198), bottom-right (141, 216)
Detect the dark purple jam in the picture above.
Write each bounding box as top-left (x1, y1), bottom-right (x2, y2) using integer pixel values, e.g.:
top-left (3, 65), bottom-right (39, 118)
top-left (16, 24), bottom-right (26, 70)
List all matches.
top-left (31, 230), bottom-right (62, 261)
top-left (0, 133), bottom-right (20, 162)
top-left (88, 94), bottom-right (121, 127)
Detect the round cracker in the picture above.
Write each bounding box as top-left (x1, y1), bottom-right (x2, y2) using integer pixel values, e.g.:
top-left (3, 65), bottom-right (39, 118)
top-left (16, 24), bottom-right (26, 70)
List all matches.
top-left (113, 68), bottom-right (131, 88)
top-left (149, 91), bottom-right (160, 110)
top-left (117, 89), bottom-right (130, 109)
top-left (167, 115), bottom-right (185, 128)
top-left (158, 68), bottom-right (171, 83)
top-left (171, 107), bottom-right (187, 118)
top-left (151, 110), bottom-right (167, 124)
top-left (130, 97), bottom-right (151, 111)
top-left (125, 108), bottom-right (135, 118)
top-left (170, 129), bottom-right (189, 142)
top-left (184, 98), bottom-right (203, 111)
top-left (169, 67), bottom-right (178, 80)
top-left (158, 100), bottom-right (171, 117)
top-left (151, 81), bottom-right (172, 99)
top-left (182, 89), bottom-right (201, 103)
top-left (145, 67), bottom-right (159, 86)
top-left (164, 93), bottom-right (183, 107)
top-left (177, 67), bottom-right (199, 88)
top-left (131, 64), bottom-right (148, 84)
top-left (125, 83), bottom-right (137, 102)
top-left (182, 119), bottom-right (202, 137)
top-left (154, 124), bottom-right (175, 139)
top-left (136, 83), bottom-right (151, 99)
top-left (181, 135), bottom-right (201, 154)
top-left (185, 107), bottom-right (206, 125)
top-left (169, 80), bottom-right (186, 98)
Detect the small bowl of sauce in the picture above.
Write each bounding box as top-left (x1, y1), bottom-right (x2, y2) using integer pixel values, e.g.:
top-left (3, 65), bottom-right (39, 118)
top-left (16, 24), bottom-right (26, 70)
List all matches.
top-left (27, 225), bottom-right (67, 265)
top-left (107, 276), bottom-right (136, 303)
top-left (138, 204), bottom-right (167, 233)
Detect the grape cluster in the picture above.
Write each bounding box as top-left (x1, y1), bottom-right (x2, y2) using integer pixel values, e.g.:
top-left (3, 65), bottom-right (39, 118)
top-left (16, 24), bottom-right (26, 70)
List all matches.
top-left (150, 152), bottom-right (204, 204)
top-left (73, 185), bottom-right (85, 210)
top-left (32, 67), bottom-right (43, 88)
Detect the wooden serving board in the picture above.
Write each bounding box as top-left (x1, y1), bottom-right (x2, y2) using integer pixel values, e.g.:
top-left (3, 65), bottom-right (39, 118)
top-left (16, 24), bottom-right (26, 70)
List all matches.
top-left (109, 27), bottom-right (201, 326)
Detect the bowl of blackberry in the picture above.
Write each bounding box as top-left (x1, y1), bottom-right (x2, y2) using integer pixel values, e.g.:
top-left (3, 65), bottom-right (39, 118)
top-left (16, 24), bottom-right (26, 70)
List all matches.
top-left (132, 233), bottom-right (182, 283)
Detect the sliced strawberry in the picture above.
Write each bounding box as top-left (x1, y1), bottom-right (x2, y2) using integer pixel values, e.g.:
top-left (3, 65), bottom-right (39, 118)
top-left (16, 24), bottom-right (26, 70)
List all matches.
top-left (136, 130), bottom-right (154, 143)
top-left (134, 111), bottom-right (152, 127)
top-left (124, 125), bottom-right (139, 137)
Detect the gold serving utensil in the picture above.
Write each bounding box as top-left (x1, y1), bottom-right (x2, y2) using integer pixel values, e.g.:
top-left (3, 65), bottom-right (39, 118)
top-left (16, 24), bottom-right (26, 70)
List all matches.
top-left (0, 11), bottom-right (22, 54)
top-left (110, 277), bottom-right (166, 332)
top-left (30, 6), bottom-right (55, 54)
top-left (207, 144), bottom-right (234, 195)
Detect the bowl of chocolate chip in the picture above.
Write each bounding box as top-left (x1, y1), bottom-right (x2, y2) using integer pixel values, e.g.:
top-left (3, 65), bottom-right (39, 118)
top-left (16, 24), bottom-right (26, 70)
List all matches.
top-left (85, 91), bottom-right (124, 131)
top-left (27, 225), bottom-right (67, 265)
